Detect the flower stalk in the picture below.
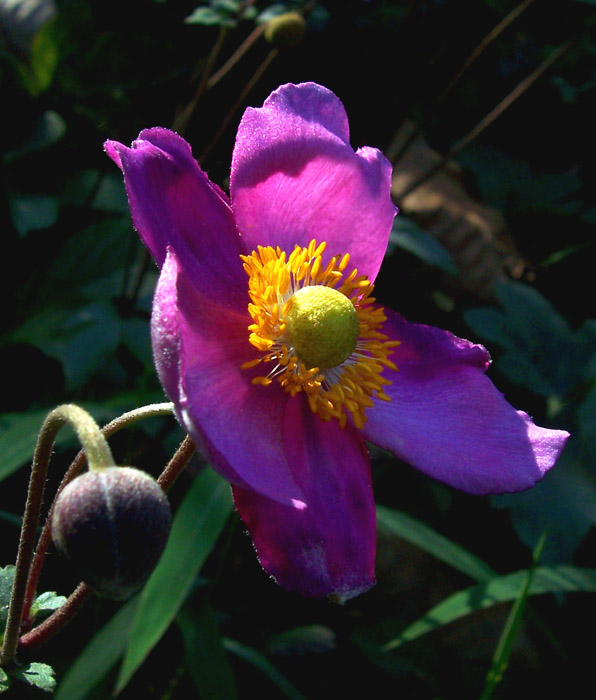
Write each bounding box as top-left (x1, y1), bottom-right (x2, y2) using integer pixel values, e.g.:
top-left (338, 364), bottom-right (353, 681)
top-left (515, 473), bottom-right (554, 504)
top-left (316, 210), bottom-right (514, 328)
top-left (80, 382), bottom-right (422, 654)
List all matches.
top-left (0, 405), bottom-right (115, 665)
top-left (21, 403), bottom-right (175, 626)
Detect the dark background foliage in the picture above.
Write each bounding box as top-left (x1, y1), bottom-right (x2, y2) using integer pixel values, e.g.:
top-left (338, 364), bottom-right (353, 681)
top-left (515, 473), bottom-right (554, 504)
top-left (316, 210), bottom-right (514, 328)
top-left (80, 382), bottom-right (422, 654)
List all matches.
top-left (1, 0), bottom-right (595, 697)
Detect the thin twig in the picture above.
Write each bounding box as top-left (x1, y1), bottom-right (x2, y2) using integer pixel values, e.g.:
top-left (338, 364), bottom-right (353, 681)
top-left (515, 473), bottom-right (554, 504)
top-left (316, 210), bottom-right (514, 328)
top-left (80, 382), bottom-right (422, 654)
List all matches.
top-left (199, 47), bottom-right (278, 164)
top-left (172, 26), bottom-right (228, 135)
top-left (394, 38), bottom-right (576, 202)
top-left (18, 584), bottom-right (94, 654)
top-left (386, 0), bottom-right (538, 163)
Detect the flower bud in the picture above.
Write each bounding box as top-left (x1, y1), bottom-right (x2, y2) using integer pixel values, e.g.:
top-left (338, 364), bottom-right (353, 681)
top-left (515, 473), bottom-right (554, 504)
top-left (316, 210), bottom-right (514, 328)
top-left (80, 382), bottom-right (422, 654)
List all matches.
top-left (51, 466), bottom-right (171, 600)
top-left (264, 12), bottom-right (306, 49)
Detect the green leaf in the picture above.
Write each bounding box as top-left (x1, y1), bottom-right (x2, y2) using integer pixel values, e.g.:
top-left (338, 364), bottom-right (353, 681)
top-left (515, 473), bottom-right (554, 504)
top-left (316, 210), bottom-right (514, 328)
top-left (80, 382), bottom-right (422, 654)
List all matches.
top-left (377, 506), bottom-right (496, 582)
top-left (480, 534), bottom-right (547, 700)
top-left (115, 469), bottom-right (233, 694)
top-left (383, 565), bottom-right (596, 651)
top-left (54, 597), bottom-right (139, 700)
top-left (30, 591), bottom-right (67, 621)
top-left (223, 638), bottom-right (307, 700)
top-left (3, 111), bottom-right (66, 163)
top-left (464, 281), bottom-right (585, 399)
top-left (25, 17), bottom-right (60, 95)
top-left (0, 566), bottom-right (16, 630)
top-left (91, 174), bottom-right (130, 214)
top-left (388, 216), bottom-right (457, 275)
top-left (10, 195), bottom-right (59, 236)
top-left (0, 668), bottom-right (10, 692)
top-left (177, 598), bottom-right (238, 700)
top-left (11, 662), bottom-right (56, 693)
top-left (185, 7), bottom-right (237, 27)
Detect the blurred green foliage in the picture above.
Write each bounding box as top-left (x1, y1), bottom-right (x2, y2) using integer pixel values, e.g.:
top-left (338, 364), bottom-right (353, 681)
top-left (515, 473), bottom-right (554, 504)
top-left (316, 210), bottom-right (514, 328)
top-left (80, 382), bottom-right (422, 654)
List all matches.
top-left (1, 0), bottom-right (595, 697)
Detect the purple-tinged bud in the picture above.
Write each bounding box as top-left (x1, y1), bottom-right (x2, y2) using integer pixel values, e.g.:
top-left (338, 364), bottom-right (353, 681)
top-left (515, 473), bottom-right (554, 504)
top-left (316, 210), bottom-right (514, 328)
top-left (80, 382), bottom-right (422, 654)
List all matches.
top-left (51, 466), bottom-right (171, 600)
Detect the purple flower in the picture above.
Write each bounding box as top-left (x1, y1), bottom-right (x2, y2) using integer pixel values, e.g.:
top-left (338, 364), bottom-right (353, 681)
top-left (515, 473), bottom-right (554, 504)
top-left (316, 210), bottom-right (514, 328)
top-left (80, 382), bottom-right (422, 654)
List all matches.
top-left (105, 82), bottom-right (569, 601)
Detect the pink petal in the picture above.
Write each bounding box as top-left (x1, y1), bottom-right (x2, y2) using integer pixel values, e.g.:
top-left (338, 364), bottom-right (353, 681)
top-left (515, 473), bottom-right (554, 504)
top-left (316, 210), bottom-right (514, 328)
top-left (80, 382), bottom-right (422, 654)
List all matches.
top-left (230, 83), bottom-right (395, 281)
top-left (362, 309), bottom-right (569, 494)
top-left (105, 128), bottom-right (246, 308)
top-left (153, 248), bottom-right (305, 506)
top-left (233, 397), bottom-right (376, 600)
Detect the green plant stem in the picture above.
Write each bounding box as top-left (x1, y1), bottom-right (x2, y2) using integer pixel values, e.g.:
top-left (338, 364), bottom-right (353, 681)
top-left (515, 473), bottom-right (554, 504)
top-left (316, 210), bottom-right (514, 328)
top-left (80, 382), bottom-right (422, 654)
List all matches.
top-left (18, 583), bottom-right (94, 654)
top-left (0, 405), bottom-right (115, 666)
top-left (20, 403), bottom-right (174, 628)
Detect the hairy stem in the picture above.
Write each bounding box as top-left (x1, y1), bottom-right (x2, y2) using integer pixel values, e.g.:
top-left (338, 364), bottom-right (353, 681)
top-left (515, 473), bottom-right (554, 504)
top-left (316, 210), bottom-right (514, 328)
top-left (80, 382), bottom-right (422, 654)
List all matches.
top-left (21, 403), bottom-right (174, 628)
top-left (1, 405), bottom-right (115, 665)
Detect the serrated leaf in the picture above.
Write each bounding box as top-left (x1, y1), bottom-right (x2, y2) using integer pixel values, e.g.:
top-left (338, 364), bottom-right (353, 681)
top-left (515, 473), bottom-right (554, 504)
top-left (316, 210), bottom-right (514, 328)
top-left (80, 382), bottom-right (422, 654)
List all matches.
top-left (377, 506), bottom-right (496, 582)
top-left (54, 598), bottom-right (139, 700)
top-left (464, 281), bottom-right (586, 398)
top-left (115, 468), bottom-right (233, 694)
top-left (30, 591), bottom-right (67, 620)
top-left (0, 566), bottom-right (16, 629)
top-left (185, 7), bottom-right (237, 27)
top-left (383, 565), bottom-right (596, 650)
top-left (11, 662), bottom-right (56, 693)
top-left (257, 4), bottom-right (291, 23)
top-left (0, 668), bottom-right (10, 692)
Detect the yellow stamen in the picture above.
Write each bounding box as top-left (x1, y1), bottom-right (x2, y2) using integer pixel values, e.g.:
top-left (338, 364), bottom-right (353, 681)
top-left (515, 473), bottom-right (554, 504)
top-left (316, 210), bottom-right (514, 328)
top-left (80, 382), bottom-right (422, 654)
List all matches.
top-left (241, 239), bottom-right (400, 427)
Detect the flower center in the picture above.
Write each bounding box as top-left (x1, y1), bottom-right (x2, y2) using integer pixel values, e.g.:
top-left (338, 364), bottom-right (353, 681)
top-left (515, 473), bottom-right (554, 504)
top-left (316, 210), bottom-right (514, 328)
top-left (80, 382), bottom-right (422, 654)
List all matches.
top-left (285, 286), bottom-right (359, 370)
top-left (240, 239), bottom-right (400, 429)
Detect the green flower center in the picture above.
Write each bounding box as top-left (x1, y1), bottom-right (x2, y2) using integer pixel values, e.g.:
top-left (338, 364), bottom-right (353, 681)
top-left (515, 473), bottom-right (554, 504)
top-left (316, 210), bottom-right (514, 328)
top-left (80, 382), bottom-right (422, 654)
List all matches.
top-left (285, 286), bottom-right (359, 370)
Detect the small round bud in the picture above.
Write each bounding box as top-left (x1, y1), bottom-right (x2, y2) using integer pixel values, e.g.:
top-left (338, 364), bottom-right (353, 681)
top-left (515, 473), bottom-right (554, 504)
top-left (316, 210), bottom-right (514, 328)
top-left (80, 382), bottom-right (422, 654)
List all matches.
top-left (52, 466), bottom-right (171, 600)
top-left (264, 12), bottom-right (307, 49)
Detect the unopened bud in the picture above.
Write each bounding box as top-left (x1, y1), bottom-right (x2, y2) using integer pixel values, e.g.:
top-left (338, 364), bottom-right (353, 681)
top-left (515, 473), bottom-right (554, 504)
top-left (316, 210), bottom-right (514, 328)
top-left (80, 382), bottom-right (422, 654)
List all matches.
top-left (264, 12), bottom-right (307, 49)
top-left (52, 466), bottom-right (171, 600)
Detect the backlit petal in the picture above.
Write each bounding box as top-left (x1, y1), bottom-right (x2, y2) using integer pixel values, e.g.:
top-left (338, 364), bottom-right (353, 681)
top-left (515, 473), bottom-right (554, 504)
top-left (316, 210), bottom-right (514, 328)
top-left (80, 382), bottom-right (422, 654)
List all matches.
top-left (233, 397), bottom-right (376, 600)
top-left (153, 248), bottom-right (305, 506)
top-left (231, 83), bottom-right (395, 281)
top-left (105, 128), bottom-right (246, 308)
top-left (362, 309), bottom-right (569, 494)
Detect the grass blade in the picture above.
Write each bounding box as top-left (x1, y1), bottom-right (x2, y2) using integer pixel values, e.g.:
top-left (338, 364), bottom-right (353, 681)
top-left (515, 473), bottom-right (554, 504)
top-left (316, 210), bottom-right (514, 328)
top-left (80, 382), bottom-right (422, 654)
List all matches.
top-left (377, 505), bottom-right (496, 582)
top-left (383, 564), bottom-right (596, 651)
top-left (115, 468), bottom-right (233, 694)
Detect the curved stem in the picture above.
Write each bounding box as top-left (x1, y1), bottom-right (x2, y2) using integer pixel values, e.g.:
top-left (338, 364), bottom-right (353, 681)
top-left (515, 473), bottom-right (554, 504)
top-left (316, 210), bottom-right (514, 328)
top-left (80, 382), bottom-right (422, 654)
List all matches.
top-left (157, 434), bottom-right (196, 493)
top-left (18, 584), bottom-right (94, 654)
top-left (1, 405), bottom-right (114, 665)
top-left (21, 403), bottom-right (174, 627)
top-left (18, 433), bottom-right (194, 655)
